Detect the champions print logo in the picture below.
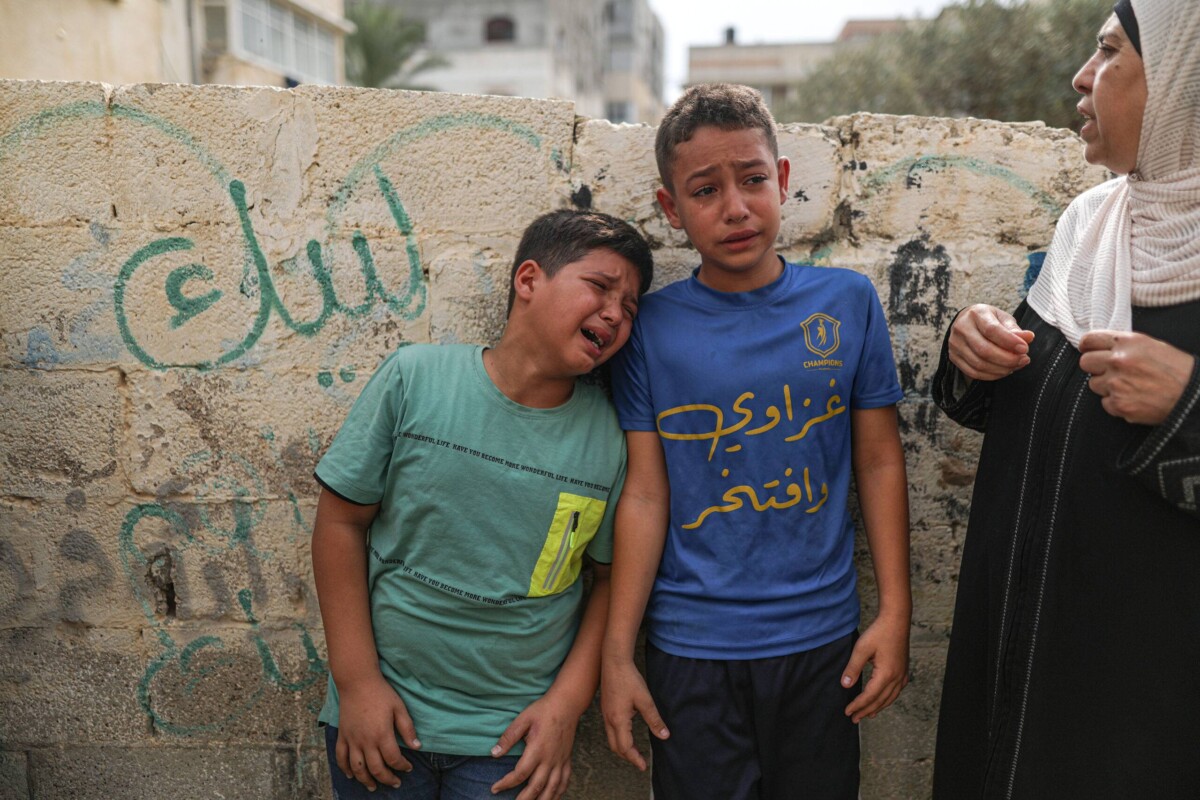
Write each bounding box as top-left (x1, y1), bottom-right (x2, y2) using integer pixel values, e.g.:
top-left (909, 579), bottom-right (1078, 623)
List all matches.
top-left (801, 312), bottom-right (843, 369)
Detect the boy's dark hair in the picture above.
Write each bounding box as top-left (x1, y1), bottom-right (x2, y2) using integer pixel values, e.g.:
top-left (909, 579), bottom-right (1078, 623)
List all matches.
top-left (655, 83), bottom-right (779, 192)
top-left (506, 209), bottom-right (654, 314)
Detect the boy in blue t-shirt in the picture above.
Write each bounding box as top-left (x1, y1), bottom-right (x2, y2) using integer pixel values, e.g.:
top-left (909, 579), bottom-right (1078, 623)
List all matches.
top-left (312, 210), bottom-right (653, 799)
top-left (600, 84), bottom-right (911, 799)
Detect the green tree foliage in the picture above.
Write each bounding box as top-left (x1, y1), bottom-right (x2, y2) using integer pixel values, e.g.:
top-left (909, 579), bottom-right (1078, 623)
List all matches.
top-left (777, 0), bottom-right (1114, 127)
top-left (344, 1), bottom-right (448, 89)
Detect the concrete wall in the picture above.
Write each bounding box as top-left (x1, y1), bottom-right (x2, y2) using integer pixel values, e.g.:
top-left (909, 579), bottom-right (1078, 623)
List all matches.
top-left (0, 0), bottom-right (351, 89)
top-left (0, 79), bottom-right (1106, 799)
top-left (0, 0), bottom-right (195, 85)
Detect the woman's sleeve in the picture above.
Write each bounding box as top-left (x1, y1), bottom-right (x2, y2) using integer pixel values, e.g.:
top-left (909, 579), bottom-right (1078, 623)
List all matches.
top-left (931, 310), bottom-right (994, 432)
top-left (1116, 356), bottom-right (1200, 520)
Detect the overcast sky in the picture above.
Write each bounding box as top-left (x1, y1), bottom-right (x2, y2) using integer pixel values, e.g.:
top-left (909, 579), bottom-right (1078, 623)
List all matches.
top-left (646, 0), bottom-right (958, 100)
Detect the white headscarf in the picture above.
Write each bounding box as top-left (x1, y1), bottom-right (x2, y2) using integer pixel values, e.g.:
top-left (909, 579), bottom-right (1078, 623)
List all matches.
top-left (1027, 0), bottom-right (1200, 347)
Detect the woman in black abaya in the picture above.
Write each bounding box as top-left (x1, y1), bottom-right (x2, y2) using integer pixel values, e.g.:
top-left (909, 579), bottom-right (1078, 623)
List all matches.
top-left (932, 0), bottom-right (1200, 796)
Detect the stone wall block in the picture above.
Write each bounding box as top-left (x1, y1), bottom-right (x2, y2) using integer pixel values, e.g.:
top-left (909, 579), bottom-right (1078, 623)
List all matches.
top-left (293, 87), bottom-right (572, 240)
top-left (910, 524), bottom-right (962, 643)
top-left (844, 239), bottom-right (961, 397)
top-left (776, 123), bottom-right (842, 246)
top-left (105, 221), bottom-right (275, 372)
top-left (0, 367), bottom-right (125, 500)
top-left (143, 246), bottom-right (431, 382)
top-left (0, 626), bottom-right (150, 746)
top-left (27, 745), bottom-right (293, 800)
top-left (951, 250), bottom-right (1041, 319)
top-left (295, 745), bottom-right (335, 800)
top-left (109, 84), bottom-right (319, 231)
top-left (569, 120), bottom-right (671, 246)
top-left (899, 400), bottom-right (981, 529)
top-left (116, 498), bottom-right (319, 626)
top-left (134, 623), bottom-right (326, 742)
top-left (0, 499), bottom-right (149, 629)
top-left (295, 86), bottom-right (571, 239)
top-left (0, 81), bottom-right (117, 228)
top-left (255, 229), bottom-right (435, 361)
top-left (833, 113), bottom-right (1106, 249)
top-left (903, 398), bottom-right (985, 543)
top-left (426, 233), bottom-right (521, 347)
top-left (0, 225), bottom-right (131, 370)
top-left (125, 369), bottom-right (350, 499)
top-left (860, 760), bottom-right (935, 800)
top-left (0, 749), bottom-right (28, 800)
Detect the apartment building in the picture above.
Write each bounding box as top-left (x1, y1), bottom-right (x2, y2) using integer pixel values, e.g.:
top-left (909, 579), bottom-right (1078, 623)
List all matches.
top-left (0, 0), bottom-right (353, 87)
top-left (381, 0), bottom-right (664, 123)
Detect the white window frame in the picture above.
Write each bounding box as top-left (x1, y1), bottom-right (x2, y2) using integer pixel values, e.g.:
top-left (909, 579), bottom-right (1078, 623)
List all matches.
top-left (207, 0), bottom-right (343, 84)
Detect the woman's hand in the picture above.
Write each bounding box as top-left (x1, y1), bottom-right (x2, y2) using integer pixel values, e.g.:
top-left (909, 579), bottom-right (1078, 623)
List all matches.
top-left (947, 304), bottom-right (1035, 381)
top-left (1079, 330), bottom-right (1196, 425)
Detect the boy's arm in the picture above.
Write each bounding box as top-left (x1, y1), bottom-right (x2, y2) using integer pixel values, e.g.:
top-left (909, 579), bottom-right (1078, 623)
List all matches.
top-left (843, 406), bottom-right (912, 723)
top-left (312, 488), bottom-right (420, 791)
top-left (489, 560), bottom-right (612, 800)
top-left (599, 430), bottom-right (672, 770)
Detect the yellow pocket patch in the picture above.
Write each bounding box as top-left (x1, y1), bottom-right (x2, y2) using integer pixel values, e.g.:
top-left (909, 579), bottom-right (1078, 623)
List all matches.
top-left (528, 492), bottom-right (607, 597)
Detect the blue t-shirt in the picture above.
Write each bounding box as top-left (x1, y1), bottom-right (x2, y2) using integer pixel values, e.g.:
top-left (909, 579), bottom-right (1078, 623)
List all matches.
top-left (612, 261), bottom-right (903, 659)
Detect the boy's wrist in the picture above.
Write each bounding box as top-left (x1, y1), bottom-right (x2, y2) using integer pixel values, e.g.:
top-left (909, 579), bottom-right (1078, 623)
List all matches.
top-left (331, 663), bottom-right (387, 695)
top-left (601, 639), bottom-right (637, 666)
top-left (542, 681), bottom-right (593, 720)
top-left (872, 601), bottom-right (913, 624)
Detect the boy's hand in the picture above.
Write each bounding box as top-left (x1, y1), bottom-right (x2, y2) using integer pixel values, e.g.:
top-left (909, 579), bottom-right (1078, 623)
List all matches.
top-left (841, 615), bottom-right (910, 724)
top-left (490, 691), bottom-right (580, 800)
top-left (599, 658), bottom-right (669, 771)
top-left (334, 674), bottom-right (421, 791)
top-left (947, 304), bottom-right (1035, 381)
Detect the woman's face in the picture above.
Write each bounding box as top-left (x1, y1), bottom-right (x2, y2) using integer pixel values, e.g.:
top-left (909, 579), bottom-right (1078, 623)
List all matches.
top-left (1072, 14), bottom-right (1148, 175)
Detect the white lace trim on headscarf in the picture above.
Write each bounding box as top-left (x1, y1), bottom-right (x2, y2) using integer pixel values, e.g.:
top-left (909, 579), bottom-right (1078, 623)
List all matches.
top-left (1027, 0), bottom-right (1200, 348)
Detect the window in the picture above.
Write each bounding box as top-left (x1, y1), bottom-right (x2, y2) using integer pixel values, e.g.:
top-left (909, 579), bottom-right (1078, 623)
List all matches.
top-left (294, 14), bottom-right (315, 77)
top-left (315, 28), bottom-right (335, 81)
top-left (606, 101), bottom-right (632, 124)
top-left (268, 2), bottom-right (288, 65)
top-left (242, 0), bottom-right (267, 59)
top-left (485, 16), bottom-right (515, 43)
top-left (203, 3), bottom-right (227, 51)
top-left (238, 0), bottom-right (338, 83)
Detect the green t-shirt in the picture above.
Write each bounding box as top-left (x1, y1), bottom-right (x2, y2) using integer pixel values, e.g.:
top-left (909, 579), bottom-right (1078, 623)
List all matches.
top-left (315, 344), bottom-right (624, 755)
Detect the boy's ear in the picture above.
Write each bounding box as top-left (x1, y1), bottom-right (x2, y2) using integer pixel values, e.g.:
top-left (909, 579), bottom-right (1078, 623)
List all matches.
top-left (656, 186), bottom-right (685, 230)
top-left (776, 156), bottom-right (791, 203)
top-left (511, 259), bottom-right (543, 305)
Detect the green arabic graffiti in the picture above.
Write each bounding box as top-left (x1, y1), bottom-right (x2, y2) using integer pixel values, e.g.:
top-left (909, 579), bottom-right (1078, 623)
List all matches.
top-left (113, 169), bottom-right (426, 370)
top-left (117, 450), bottom-right (325, 736)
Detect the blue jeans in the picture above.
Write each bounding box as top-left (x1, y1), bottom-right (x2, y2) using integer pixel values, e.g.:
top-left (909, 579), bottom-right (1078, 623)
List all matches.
top-left (324, 725), bottom-right (524, 800)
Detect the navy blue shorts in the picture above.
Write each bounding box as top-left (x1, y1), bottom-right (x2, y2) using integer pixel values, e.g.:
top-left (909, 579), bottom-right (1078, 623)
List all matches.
top-left (645, 632), bottom-right (860, 800)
